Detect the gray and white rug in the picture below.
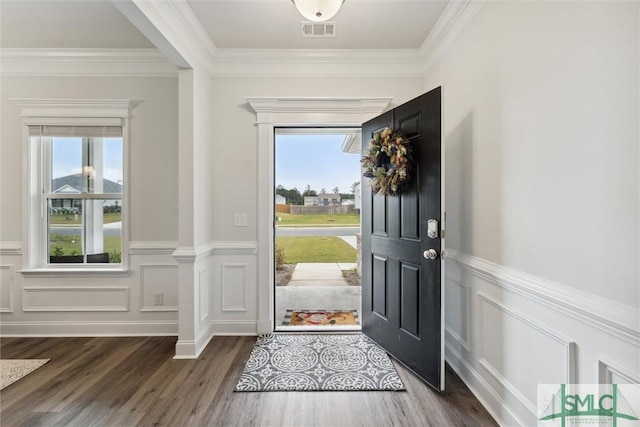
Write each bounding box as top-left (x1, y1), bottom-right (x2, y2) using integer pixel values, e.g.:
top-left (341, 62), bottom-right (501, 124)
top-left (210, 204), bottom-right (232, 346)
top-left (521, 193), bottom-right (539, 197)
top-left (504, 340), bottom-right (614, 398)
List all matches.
top-left (235, 334), bottom-right (405, 392)
top-left (1, 359), bottom-right (49, 390)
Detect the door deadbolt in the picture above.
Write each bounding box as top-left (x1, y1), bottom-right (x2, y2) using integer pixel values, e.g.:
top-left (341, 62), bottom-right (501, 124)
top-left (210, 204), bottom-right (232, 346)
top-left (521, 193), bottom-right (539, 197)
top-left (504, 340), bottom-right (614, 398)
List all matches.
top-left (427, 219), bottom-right (439, 239)
top-left (423, 249), bottom-right (438, 260)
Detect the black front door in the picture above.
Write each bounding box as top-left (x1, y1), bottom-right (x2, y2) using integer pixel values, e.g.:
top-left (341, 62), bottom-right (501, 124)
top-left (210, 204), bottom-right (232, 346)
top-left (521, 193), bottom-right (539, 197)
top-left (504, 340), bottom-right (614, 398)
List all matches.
top-left (361, 87), bottom-right (444, 390)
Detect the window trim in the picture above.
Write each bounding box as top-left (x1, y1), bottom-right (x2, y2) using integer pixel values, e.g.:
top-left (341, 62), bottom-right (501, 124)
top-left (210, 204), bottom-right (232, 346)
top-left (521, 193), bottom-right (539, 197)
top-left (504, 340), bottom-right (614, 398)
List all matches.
top-left (14, 99), bottom-right (133, 274)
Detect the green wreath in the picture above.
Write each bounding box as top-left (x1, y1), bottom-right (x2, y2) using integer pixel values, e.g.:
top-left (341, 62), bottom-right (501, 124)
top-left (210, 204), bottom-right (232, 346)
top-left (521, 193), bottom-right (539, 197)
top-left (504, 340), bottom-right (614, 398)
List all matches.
top-left (361, 127), bottom-right (413, 196)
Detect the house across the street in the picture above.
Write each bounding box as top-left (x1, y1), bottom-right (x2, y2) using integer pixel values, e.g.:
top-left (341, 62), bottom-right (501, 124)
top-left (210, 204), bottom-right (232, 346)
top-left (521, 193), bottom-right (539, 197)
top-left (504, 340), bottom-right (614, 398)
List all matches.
top-left (303, 194), bottom-right (341, 206)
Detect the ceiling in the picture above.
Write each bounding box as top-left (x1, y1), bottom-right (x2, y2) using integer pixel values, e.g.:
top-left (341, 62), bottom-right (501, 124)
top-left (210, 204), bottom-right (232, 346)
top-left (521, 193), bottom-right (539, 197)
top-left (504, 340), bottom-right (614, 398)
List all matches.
top-left (0, 0), bottom-right (449, 50)
top-left (0, 1), bottom-right (154, 49)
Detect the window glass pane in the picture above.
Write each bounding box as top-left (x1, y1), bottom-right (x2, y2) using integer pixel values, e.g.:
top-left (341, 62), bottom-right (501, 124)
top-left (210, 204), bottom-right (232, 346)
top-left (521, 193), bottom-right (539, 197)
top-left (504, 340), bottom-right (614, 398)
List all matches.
top-left (98, 200), bottom-right (122, 264)
top-left (84, 200), bottom-right (121, 264)
top-left (48, 200), bottom-right (83, 263)
top-left (49, 137), bottom-right (123, 195)
top-left (102, 138), bottom-right (123, 194)
top-left (51, 137), bottom-right (84, 194)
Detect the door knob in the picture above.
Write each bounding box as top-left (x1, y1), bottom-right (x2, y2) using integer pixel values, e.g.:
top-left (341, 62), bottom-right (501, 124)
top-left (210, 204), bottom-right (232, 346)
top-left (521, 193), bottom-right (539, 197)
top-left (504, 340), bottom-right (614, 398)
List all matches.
top-left (423, 249), bottom-right (438, 260)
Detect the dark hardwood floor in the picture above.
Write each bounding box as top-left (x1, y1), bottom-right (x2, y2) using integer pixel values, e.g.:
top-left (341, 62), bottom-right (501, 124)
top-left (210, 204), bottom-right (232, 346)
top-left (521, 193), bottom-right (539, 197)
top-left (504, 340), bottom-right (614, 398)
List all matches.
top-left (0, 336), bottom-right (497, 426)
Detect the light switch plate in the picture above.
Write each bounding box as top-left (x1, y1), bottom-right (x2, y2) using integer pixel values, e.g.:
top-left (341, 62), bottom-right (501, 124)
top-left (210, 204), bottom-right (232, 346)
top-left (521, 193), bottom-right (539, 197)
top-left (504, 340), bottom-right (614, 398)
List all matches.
top-left (234, 213), bottom-right (247, 227)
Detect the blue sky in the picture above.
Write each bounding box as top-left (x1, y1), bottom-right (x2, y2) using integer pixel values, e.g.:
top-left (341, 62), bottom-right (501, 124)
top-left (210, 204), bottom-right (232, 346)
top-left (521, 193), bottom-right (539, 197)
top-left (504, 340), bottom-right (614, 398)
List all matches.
top-left (51, 134), bottom-right (357, 193)
top-left (275, 134), bottom-right (361, 194)
top-left (51, 137), bottom-right (123, 183)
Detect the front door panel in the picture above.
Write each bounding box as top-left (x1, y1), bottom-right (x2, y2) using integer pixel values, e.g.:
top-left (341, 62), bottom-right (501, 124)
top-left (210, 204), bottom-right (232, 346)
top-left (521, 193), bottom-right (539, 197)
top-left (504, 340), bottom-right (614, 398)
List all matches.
top-left (361, 87), bottom-right (443, 390)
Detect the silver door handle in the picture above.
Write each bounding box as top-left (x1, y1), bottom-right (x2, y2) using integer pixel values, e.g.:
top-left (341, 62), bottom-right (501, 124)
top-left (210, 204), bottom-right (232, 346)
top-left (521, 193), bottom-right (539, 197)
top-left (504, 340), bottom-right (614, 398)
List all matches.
top-left (423, 249), bottom-right (438, 260)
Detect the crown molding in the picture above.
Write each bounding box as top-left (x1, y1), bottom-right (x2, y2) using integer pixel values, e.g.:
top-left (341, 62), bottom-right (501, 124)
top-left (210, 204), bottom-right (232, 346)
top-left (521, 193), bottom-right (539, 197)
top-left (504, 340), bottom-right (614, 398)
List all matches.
top-left (0, 48), bottom-right (178, 77)
top-left (210, 48), bottom-right (426, 77)
top-left (164, 0), bottom-right (218, 62)
top-left (214, 49), bottom-right (422, 62)
top-left (127, 0), bottom-right (217, 75)
top-left (420, 0), bottom-right (487, 73)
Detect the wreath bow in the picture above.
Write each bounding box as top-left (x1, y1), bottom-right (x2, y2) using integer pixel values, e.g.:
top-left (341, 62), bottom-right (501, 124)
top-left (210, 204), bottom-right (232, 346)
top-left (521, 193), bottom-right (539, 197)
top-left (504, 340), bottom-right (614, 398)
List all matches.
top-left (361, 127), bottom-right (413, 196)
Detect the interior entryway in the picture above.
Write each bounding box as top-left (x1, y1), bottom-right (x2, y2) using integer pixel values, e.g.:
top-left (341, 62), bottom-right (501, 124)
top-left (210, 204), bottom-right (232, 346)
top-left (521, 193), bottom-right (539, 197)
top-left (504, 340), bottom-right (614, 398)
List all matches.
top-left (273, 127), bottom-right (362, 331)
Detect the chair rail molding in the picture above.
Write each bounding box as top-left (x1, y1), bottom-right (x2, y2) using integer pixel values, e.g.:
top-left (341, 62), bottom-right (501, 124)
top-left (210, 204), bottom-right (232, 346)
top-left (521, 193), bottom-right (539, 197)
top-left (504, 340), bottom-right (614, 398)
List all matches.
top-left (446, 249), bottom-right (640, 346)
top-left (0, 242), bottom-right (22, 256)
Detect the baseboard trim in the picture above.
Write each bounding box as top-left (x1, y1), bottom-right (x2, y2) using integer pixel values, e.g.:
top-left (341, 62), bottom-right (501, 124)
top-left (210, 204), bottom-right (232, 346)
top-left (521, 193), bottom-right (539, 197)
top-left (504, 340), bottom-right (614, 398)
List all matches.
top-left (256, 319), bottom-right (272, 335)
top-left (212, 320), bottom-right (257, 336)
top-left (446, 249), bottom-right (639, 347)
top-left (174, 321), bottom-right (216, 359)
top-left (446, 342), bottom-right (522, 427)
top-left (0, 320), bottom-right (177, 337)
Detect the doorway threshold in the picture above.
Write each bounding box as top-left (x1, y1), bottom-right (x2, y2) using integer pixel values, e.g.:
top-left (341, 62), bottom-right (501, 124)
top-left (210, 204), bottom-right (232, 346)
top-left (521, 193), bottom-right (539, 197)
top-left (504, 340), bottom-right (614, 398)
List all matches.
top-left (275, 325), bottom-right (362, 333)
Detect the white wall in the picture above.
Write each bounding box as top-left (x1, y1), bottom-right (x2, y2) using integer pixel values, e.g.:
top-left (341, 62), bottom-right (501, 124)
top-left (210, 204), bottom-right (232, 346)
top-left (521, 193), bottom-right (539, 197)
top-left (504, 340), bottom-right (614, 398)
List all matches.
top-left (210, 76), bottom-right (423, 241)
top-left (206, 75), bottom-right (422, 333)
top-left (427, 1), bottom-right (640, 425)
top-left (0, 74), bottom-right (181, 335)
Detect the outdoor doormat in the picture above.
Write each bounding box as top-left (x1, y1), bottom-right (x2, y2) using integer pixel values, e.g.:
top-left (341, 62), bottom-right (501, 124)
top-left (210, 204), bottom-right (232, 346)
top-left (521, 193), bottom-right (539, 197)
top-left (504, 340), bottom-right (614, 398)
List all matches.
top-left (1, 359), bottom-right (50, 390)
top-left (234, 334), bottom-right (405, 392)
top-left (282, 309), bottom-right (359, 326)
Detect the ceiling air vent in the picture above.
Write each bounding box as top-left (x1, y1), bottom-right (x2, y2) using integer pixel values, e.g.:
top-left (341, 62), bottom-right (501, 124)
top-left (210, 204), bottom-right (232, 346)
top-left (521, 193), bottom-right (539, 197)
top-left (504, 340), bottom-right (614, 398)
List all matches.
top-left (301, 21), bottom-right (337, 38)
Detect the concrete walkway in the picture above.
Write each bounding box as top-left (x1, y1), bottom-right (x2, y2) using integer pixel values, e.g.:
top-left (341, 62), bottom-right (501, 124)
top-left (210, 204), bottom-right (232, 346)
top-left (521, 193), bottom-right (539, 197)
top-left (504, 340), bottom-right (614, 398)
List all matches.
top-left (338, 235), bottom-right (357, 249)
top-left (288, 262), bottom-right (354, 286)
top-left (278, 262), bottom-right (360, 327)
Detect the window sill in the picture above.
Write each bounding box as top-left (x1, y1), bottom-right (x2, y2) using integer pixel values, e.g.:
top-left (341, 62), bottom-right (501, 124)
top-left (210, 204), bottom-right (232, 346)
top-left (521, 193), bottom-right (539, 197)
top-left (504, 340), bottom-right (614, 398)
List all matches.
top-left (18, 268), bottom-right (131, 278)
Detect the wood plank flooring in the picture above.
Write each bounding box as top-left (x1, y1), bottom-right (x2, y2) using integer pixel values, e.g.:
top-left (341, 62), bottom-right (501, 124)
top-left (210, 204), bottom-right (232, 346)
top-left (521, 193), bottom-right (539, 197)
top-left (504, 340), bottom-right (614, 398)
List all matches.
top-left (0, 336), bottom-right (497, 426)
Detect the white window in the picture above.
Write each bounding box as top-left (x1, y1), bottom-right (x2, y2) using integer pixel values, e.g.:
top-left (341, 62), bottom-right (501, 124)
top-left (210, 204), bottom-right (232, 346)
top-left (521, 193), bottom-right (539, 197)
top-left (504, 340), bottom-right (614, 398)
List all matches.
top-left (16, 99), bottom-right (132, 273)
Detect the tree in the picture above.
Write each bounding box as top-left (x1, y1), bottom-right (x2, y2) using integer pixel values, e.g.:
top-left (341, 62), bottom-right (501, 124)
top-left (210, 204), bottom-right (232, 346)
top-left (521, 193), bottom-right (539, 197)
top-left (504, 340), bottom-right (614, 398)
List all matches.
top-left (351, 181), bottom-right (359, 194)
top-left (333, 186), bottom-right (339, 194)
top-left (276, 186), bottom-right (303, 205)
top-left (302, 185), bottom-right (317, 197)
top-left (320, 188), bottom-right (326, 194)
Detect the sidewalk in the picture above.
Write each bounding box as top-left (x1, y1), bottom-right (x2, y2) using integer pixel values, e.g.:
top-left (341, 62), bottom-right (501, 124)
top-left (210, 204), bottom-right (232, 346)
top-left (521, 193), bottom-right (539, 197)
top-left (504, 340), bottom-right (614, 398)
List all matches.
top-left (287, 262), bottom-right (356, 286)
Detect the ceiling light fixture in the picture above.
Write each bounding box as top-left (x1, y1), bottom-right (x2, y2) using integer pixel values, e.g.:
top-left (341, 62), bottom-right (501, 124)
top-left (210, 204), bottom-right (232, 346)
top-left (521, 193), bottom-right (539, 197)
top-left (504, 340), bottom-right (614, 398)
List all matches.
top-left (291, 0), bottom-right (345, 22)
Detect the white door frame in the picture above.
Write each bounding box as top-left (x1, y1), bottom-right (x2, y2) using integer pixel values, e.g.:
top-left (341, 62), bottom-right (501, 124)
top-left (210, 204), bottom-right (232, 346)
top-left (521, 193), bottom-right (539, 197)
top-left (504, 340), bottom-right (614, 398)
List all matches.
top-left (246, 97), bottom-right (392, 334)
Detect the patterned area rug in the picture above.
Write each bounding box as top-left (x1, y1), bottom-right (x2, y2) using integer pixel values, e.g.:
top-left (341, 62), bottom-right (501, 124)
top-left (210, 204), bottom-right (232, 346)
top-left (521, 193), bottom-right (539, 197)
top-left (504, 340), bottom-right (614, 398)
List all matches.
top-left (235, 334), bottom-right (405, 392)
top-left (282, 309), bottom-right (359, 326)
top-left (0, 359), bottom-right (50, 390)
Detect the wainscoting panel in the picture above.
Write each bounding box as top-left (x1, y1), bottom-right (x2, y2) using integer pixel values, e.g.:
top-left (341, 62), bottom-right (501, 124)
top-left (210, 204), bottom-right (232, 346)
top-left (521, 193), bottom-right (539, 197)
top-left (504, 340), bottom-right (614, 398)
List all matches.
top-left (140, 264), bottom-right (179, 312)
top-left (478, 292), bottom-right (575, 416)
top-left (221, 264), bottom-right (248, 312)
top-left (23, 287), bottom-right (130, 312)
top-left (0, 240), bottom-right (179, 336)
top-left (597, 357), bottom-right (640, 385)
top-left (444, 250), bottom-right (639, 427)
top-left (0, 265), bottom-right (14, 312)
top-left (445, 274), bottom-right (470, 351)
top-left (210, 246), bottom-right (258, 335)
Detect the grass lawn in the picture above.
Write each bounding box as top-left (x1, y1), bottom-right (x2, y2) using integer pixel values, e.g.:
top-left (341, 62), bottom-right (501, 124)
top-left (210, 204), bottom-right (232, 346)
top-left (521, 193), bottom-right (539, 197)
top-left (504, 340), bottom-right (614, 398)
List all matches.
top-left (276, 213), bottom-right (360, 226)
top-left (49, 235), bottom-right (121, 258)
top-left (50, 212), bottom-right (121, 225)
top-left (276, 236), bottom-right (356, 263)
